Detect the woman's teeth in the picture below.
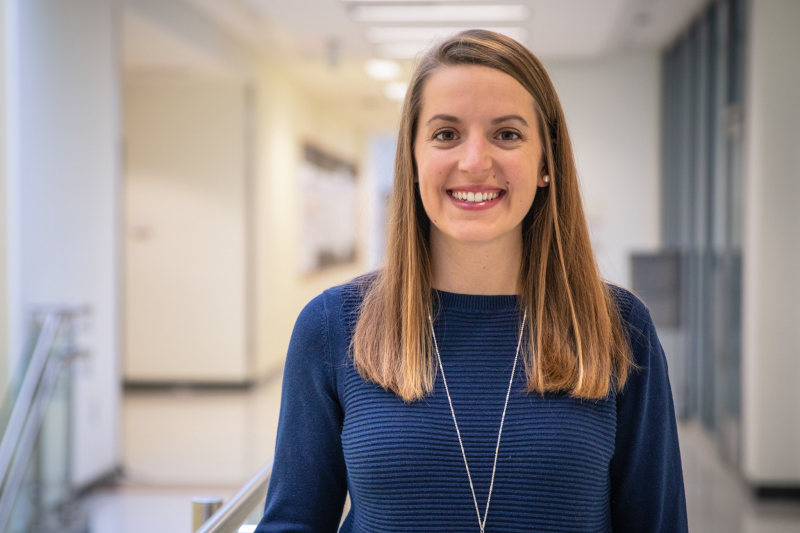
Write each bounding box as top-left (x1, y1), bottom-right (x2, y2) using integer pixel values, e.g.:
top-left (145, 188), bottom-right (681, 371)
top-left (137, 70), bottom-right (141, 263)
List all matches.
top-left (449, 191), bottom-right (501, 202)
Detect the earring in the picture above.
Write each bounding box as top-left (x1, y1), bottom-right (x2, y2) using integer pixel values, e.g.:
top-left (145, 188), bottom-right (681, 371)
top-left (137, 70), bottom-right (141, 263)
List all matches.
top-left (543, 175), bottom-right (550, 183)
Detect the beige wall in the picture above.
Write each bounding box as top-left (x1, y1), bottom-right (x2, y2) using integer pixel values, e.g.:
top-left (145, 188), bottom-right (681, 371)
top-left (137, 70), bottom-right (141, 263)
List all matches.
top-left (120, 0), bottom-right (387, 384)
top-left (124, 79), bottom-right (249, 383)
top-left (254, 60), bottom-right (372, 378)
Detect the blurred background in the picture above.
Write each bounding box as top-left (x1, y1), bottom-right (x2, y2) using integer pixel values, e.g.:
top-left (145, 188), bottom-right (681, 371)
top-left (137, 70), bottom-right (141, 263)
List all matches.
top-left (0, 0), bottom-right (798, 531)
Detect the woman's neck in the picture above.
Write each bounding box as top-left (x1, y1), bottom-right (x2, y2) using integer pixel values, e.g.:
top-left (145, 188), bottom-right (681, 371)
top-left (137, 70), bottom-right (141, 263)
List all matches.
top-left (430, 227), bottom-right (522, 295)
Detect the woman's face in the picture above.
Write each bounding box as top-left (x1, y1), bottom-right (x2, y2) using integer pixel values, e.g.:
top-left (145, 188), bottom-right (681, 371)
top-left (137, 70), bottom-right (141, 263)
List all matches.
top-left (414, 65), bottom-right (547, 246)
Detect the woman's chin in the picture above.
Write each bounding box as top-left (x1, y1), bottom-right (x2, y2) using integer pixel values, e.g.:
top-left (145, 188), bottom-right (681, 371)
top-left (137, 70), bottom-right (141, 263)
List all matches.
top-left (435, 225), bottom-right (518, 246)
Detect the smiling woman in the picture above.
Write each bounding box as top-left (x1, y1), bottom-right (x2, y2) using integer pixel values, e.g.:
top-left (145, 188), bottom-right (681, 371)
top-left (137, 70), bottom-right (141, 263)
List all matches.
top-left (256, 30), bottom-right (687, 533)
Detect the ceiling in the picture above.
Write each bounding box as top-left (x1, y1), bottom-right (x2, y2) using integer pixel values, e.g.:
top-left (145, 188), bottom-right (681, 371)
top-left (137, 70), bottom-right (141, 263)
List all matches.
top-left (124, 0), bottom-right (711, 130)
top-left (181, 0), bottom-right (712, 63)
top-left (124, 9), bottom-right (237, 78)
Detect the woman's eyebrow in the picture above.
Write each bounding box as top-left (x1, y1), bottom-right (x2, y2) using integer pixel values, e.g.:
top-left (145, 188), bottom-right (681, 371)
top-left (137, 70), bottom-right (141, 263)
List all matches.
top-left (425, 114), bottom-right (460, 126)
top-left (492, 114), bottom-right (529, 126)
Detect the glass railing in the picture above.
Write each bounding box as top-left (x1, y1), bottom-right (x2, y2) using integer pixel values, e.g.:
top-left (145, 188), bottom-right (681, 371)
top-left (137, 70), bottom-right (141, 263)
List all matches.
top-left (0, 306), bottom-right (88, 533)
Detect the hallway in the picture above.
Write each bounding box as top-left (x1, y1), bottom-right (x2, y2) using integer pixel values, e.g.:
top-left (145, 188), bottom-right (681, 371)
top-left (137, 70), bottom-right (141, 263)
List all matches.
top-left (2, 1), bottom-right (800, 532)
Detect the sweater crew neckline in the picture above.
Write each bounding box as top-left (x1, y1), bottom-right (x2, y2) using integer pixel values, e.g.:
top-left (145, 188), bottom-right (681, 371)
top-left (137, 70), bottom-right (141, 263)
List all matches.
top-left (433, 289), bottom-right (519, 311)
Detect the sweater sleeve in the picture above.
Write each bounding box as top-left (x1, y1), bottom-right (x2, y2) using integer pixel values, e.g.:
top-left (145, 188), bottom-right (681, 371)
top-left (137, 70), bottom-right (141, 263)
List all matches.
top-left (609, 298), bottom-right (688, 532)
top-left (256, 293), bottom-right (348, 532)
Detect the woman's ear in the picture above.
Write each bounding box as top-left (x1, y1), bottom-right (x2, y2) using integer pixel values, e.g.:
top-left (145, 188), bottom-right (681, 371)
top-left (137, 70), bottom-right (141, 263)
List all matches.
top-left (538, 168), bottom-right (550, 187)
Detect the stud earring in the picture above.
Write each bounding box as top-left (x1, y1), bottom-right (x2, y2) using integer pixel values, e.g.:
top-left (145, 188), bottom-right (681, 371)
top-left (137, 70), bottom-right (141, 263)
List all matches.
top-left (543, 175), bottom-right (550, 183)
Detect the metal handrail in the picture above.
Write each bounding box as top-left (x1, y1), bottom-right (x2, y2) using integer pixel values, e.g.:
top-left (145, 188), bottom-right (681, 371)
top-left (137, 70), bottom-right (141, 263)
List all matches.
top-left (0, 306), bottom-right (88, 533)
top-left (0, 348), bottom-right (65, 529)
top-left (0, 312), bottom-right (60, 481)
top-left (194, 459), bottom-right (273, 533)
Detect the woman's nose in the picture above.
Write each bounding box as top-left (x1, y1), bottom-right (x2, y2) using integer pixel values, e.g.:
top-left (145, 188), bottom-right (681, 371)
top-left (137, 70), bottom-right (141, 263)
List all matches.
top-left (458, 134), bottom-right (492, 175)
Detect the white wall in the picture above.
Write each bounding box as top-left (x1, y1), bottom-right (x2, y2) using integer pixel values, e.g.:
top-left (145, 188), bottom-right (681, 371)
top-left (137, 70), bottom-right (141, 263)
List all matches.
top-left (742, 0), bottom-right (800, 485)
top-left (14, 0), bottom-right (120, 486)
top-left (546, 52), bottom-right (662, 288)
top-left (0, 0), bottom-right (12, 398)
top-left (124, 79), bottom-right (249, 383)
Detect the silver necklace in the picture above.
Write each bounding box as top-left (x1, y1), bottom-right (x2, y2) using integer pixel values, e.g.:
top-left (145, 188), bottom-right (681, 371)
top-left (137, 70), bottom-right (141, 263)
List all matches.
top-left (428, 310), bottom-right (527, 533)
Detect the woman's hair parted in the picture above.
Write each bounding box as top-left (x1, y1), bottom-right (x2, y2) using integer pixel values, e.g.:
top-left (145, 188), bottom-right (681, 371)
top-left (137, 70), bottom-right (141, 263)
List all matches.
top-left (352, 29), bottom-right (633, 401)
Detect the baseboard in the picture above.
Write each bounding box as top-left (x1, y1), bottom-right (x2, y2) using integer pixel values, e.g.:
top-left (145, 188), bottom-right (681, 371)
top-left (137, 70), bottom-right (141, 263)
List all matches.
top-left (75, 465), bottom-right (123, 496)
top-left (123, 380), bottom-right (255, 392)
top-left (123, 368), bottom-right (283, 393)
top-left (754, 486), bottom-right (800, 500)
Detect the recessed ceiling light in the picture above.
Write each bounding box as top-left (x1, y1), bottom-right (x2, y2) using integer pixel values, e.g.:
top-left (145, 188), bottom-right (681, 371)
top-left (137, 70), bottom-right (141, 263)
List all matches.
top-left (365, 26), bottom-right (528, 44)
top-left (364, 59), bottom-right (403, 80)
top-left (350, 5), bottom-right (529, 23)
top-left (384, 81), bottom-right (409, 101)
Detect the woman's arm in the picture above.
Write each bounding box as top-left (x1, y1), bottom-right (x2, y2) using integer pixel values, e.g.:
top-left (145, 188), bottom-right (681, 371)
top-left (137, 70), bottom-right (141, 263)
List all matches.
top-left (256, 294), bottom-right (348, 532)
top-left (609, 297), bottom-right (688, 532)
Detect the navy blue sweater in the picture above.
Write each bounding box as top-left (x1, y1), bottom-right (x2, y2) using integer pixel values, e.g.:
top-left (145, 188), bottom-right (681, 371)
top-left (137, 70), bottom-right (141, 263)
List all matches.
top-left (256, 279), bottom-right (687, 532)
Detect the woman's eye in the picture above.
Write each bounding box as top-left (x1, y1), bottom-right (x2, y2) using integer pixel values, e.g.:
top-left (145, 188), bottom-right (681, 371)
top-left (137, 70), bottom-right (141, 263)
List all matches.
top-left (433, 130), bottom-right (456, 142)
top-left (497, 130), bottom-right (521, 141)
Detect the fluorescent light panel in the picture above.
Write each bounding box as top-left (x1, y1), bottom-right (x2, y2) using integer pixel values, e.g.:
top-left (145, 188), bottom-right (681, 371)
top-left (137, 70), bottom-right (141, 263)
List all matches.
top-left (350, 5), bottom-right (529, 23)
top-left (364, 58), bottom-right (403, 80)
top-left (384, 81), bottom-right (409, 101)
top-left (365, 26), bottom-right (528, 44)
top-left (377, 42), bottom-right (433, 59)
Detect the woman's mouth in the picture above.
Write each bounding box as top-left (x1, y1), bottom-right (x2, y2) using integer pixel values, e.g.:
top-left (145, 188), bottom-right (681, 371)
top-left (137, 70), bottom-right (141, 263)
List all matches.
top-left (446, 188), bottom-right (506, 210)
top-left (447, 190), bottom-right (504, 203)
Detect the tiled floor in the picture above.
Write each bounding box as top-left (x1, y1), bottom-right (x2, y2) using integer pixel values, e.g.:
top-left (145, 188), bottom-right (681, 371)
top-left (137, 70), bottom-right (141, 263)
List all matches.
top-left (679, 420), bottom-right (800, 532)
top-left (84, 485), bottom-right (239, 533)
top-left (83, 376), bottom-right (800, 532)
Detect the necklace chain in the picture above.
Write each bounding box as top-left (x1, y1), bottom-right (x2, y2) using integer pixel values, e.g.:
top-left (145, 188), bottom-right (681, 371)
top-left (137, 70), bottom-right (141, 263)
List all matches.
top-left (429, 310), bottom-right (527, 533)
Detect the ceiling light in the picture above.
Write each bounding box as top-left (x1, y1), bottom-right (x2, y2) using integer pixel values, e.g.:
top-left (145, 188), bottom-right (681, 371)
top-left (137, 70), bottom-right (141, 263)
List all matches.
top-left (363, 59), bottom-right (403, 80)
top-left (384, 81), bottom-right (408, 101)
top-left (376, 42), bottom-right (434, 59)
top-left (365, 26), bottom-right (528, 44)
top-left (350, 5), bottom-right (529, 23)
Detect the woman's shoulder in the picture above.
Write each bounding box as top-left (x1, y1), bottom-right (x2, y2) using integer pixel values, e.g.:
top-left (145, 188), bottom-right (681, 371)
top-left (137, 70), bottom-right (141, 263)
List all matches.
top-left (294, 271), bottom-right (378, 346)
top-left (320, 270), bottom-right (377, 308)
top-left (287, 273), bottom-right (378, 386)
top-left (604, 282), bottom-right (662, 369)
top-left (604, 282), bottom-right (652, 332)
top-left (318, 271), bottom-right (377, 325)
top-left (604, 282), bottom-right (668, 391)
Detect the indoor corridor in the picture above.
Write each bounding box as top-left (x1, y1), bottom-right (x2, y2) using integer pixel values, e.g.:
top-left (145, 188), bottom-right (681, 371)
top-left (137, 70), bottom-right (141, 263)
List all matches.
top-left (2, 0), bottom-right (800, 532)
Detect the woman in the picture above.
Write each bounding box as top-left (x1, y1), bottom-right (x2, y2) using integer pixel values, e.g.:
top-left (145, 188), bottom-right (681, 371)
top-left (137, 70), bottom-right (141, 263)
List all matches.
top-left (257, 30), bottom-right (687, 532)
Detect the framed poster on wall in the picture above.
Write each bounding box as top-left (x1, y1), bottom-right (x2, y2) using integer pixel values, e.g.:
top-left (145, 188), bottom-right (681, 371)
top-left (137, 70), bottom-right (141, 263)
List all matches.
top-left (298, 144), bottom-right (358, 273)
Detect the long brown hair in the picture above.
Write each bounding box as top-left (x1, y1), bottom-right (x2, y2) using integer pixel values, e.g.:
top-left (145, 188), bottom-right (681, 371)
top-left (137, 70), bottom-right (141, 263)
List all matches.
top-left (353, 29), bottom-right (633, 401)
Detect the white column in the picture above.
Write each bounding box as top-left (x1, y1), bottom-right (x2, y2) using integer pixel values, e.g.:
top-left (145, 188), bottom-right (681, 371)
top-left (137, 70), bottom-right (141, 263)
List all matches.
top-left (742, 0), bottom-right (800, 485)
top-left (13, 0), bottom-right (121, 487)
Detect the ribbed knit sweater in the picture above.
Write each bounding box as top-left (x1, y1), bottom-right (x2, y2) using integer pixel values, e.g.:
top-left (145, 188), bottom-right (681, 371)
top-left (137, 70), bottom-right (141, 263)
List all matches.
top-left (256, 277), bottom-right (688, 532)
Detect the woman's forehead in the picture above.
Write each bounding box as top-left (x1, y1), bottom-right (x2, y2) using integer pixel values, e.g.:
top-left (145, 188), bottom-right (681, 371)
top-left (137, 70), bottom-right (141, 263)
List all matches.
top-left (418, 65), bottom-right (537, 123)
